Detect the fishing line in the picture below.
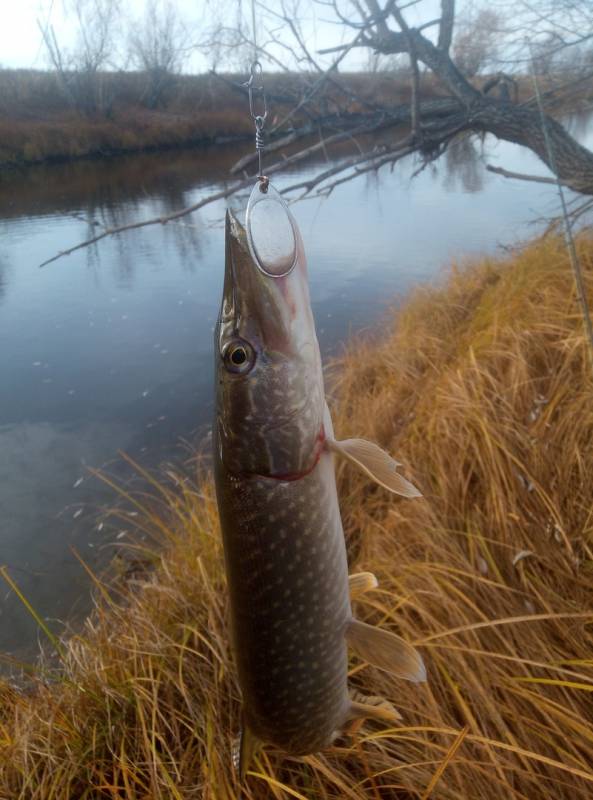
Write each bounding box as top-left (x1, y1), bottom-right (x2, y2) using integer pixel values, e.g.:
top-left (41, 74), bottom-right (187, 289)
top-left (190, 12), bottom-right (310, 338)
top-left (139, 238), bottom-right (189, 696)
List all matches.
top-left (528, 41), bottom-right (593, 368)
top-left (250, 0), bottom-right (258, 62)
top-left (244, 0), bottom-right (268, 191)
top-left (241, 3), bottom-right (299, 280)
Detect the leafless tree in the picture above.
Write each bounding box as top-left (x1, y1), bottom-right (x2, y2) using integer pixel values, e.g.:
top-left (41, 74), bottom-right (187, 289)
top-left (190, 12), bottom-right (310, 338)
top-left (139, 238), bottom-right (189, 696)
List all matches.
top-left (453, 8), bottom-right (502, 78)
top-left (495, 0), bottom-right (593, 67)
top-left (42, 0), bottom-right (593, 267)
top-left (38, 0), bottom-right (122, 116)
top-left (199, 0), bottom-right (593, 196)
top-left (198, 0), bottom-right (262, 73)
top-left (127, 0), bottom-right (189, 109)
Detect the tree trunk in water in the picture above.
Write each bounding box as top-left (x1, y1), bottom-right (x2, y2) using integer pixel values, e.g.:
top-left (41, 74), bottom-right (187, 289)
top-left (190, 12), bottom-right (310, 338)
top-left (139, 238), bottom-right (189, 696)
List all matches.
top-left (469, 99), bottom-right (593, 195)
top-left (370, 27), bottom-right (593, 197)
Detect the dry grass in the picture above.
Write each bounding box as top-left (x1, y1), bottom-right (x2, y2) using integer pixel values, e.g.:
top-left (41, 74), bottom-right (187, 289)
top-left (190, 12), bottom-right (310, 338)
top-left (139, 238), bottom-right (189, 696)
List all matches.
top-left (2, 235), bottom-right (593, 798)
top-left (0, 110), bottom-right (253, 166)
top-left (0, 67), bottom-right (589, 168)
top-left (0, 68), bottom-right (442, 168)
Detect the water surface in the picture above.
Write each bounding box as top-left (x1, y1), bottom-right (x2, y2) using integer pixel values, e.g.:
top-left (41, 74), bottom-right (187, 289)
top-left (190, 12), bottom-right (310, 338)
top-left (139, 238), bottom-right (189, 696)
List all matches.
top-left (1, 116), bottom-right (591, 656)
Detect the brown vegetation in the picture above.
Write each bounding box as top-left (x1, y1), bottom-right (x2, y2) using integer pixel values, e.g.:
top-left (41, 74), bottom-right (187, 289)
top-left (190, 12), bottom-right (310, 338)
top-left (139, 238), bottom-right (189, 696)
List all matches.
top-left (0, 109), bottom-right (253, 166)
top-left (3, 67), bottom-right (578, 171)
top-left (0, 70), bottom-right (253, 167)
top-left (1, 235), bottom-right (593, 798)
top-left (0, 68), bottom-right (440, 168)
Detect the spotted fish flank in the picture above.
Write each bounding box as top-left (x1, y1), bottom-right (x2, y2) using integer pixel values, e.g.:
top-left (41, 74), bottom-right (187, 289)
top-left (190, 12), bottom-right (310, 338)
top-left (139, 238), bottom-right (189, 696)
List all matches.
top-left (213, 182), bottom-right (426, 771)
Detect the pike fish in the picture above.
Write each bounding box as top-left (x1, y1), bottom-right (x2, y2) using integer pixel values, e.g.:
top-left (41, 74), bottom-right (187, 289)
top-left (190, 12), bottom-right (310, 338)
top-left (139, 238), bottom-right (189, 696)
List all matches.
top-left (213, 183), bottom-right (425, 772)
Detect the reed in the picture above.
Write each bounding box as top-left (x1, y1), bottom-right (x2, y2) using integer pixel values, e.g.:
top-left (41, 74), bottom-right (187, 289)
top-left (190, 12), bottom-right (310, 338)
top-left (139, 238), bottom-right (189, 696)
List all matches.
top-left (1, 234), bottom-right (592, 798)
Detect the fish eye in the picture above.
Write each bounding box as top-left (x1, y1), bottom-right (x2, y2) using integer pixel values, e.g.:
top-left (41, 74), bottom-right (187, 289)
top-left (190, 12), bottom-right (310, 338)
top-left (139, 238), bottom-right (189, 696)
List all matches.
top-left (223, 339), bottom-right (256, 374)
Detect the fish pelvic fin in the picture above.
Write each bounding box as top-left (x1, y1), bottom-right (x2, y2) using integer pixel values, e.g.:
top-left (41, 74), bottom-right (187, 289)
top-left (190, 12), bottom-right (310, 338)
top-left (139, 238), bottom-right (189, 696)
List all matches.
top-left (346, 618), bottom-right (427, 683)
top-left (234, 717), bottom-right (261, 783)
top-left (349, 571), bottom-right (378, 600)
top-left (326, 437), bottom-right (421, 498)
top-left (348, 690), bottom-right (403, 724)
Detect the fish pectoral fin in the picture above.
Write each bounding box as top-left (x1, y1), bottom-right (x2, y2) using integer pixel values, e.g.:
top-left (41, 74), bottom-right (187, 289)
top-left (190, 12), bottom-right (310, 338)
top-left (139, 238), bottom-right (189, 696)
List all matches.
top-left (234, 718), bottom-right (261, 782)
top-left (346, 618), bottom-right (427, 683)
top-left (326, 437), bottom-right (421, 498)
top-left (349, 571), bottom-right (378, 599)
top-left (348, 690), bottom-right (403, 724)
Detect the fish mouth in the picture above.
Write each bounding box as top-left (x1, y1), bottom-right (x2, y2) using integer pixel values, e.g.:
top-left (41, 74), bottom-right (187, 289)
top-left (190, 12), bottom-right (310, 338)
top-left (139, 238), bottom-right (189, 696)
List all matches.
top-left (221, 210), bottom-right (285, 339)
top-left (220, 205), bottom-right (311, 358)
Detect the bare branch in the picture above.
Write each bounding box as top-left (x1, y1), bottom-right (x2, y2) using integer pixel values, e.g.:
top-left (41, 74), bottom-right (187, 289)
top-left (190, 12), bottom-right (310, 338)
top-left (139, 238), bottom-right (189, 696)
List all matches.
top-left (230, 132), bottom-right (300, 174)
top-left (317, 40), bottom-right (367, 54)
top-left (438, 0), bottom-right (455, 53)
top-left (313, 142), bottom-right (416, 196)
top-left (271, 28), bottom-right (370, 133)
top-left (389, 2), bottom-right (421, 138)
top-left (280, 136), bottom-right (415, 197)
top-left (364, 24), bottom-right (481, 107)
top-left (364, 0), bottom-right (392, 37)
top-left (39, 179), bottom-right (252, 268)
top-left (264, 119), bottom-right (389, 175)
top-left (486, 165), bottom-right (558, 185)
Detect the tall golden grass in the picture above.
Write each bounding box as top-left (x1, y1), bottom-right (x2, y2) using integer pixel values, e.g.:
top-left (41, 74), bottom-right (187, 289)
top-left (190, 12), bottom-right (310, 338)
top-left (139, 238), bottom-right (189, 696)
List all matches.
top-left (1, 235), bottom-right (593, 798)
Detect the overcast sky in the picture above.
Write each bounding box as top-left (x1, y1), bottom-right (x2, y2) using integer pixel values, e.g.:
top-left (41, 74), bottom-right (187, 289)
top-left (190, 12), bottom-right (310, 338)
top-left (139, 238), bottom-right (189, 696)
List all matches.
top-left (0, 0), bottom-right (445, 72)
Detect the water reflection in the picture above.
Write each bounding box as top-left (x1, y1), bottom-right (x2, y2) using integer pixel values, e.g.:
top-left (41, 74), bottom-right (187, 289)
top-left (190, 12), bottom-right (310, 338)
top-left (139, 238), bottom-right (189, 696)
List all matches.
top-left (0, 256), bottom-right (8, 303)
top-left (443, 133), bottom-right (485, 194)
top-left (0, 112), bottom-right (591, 659)
top-left (565, 110), bottom-right (593, 140)
top-left (0, 143), bottom-right (250, 221)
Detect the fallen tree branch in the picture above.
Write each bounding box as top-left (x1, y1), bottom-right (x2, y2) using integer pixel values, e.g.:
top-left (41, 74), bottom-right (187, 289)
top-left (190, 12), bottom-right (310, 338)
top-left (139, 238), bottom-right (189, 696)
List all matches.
top-left (39, 120), bottom-right (394, 268)
top-left (486, 165), bottom-right (558, 185)
top-left (230, 132), bottom-right (299, 174)
top-left (39, 179), bottom-right (252, 268)
top-left (280, 135), bottom-right (416, 197)
top-left (313, 143), bottom-right (417, 197)
top-left (271, 26), bottom-right (370, 133)
top-left (261, 120), bottom-right (388, 176)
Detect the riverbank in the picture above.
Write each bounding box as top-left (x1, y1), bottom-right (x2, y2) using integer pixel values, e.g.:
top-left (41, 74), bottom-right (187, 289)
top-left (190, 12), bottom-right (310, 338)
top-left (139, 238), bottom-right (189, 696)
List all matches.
top-left (1, 235), bottom-right (593, 798)
top-left (2, 67), bottom-right (590, 170)
top-left (0, 69), bottom-right (427, 169)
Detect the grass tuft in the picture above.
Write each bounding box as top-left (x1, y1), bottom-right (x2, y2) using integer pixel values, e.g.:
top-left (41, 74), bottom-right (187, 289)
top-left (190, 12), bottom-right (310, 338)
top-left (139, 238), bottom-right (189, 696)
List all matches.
top-left (1, 235), bottom-right (593, 797)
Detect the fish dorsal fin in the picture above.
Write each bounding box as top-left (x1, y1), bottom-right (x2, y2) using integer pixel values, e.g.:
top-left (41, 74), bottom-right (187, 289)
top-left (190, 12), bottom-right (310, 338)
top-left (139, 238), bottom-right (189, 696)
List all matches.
top-left (349, 571), bottom-right (378, 599)
top-left (326, 438), bottom-right (421, 498)
top-left (346, 618), bottom-right (427, 683)
top-left (348, 690), bottom-right (403, 724)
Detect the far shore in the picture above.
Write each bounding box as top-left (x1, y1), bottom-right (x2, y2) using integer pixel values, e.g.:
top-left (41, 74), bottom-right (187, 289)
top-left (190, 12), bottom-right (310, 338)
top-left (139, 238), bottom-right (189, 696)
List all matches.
top-left (0, 69), bottom-right (418, 170)
top-left (1, 67), bottom-right (589, 172)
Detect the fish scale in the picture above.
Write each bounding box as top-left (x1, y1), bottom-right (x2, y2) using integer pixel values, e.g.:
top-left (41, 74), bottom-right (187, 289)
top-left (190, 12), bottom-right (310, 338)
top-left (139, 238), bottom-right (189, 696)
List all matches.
top-left (215, 448), bottom-right (351, 753)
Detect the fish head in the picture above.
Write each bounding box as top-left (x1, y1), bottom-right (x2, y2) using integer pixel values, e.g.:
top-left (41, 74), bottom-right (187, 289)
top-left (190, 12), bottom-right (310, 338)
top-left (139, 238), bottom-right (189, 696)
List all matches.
top-left (215, 185), bottom-right (325, 479)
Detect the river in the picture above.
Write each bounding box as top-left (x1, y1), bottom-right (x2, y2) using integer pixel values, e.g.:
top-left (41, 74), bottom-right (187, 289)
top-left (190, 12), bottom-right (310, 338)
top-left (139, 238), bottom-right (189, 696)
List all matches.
top-left (1, 113), bottom-right (591, 658)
